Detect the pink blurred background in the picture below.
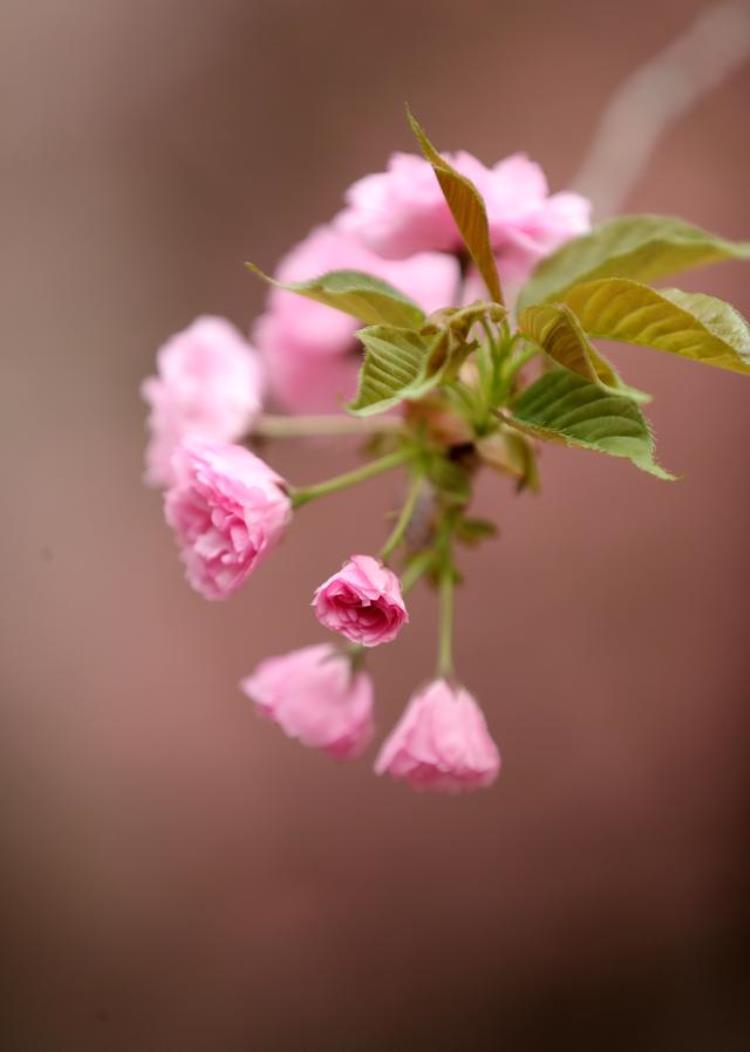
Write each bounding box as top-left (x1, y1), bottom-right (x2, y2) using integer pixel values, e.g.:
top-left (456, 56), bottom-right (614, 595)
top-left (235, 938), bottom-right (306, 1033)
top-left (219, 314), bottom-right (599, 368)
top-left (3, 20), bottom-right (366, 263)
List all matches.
top-left (1, 1), bottom-right (749, 1048)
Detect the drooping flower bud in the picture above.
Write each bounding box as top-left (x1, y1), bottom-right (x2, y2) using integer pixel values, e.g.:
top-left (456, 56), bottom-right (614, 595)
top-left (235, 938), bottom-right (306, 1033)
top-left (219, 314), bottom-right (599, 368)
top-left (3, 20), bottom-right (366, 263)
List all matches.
top-left (313, 555), bottom-right (408, 647)
top-left (241, 644), bottom-right (374, 759)
top-left (375, 679), bottom-right (500, 793)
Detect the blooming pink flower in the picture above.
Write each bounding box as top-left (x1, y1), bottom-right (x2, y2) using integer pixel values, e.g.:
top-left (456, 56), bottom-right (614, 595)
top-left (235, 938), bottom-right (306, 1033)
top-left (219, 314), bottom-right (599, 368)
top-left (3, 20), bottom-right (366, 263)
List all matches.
top-left (338, 151), bottom-right (591, 293)
top-left (164, 438), bottom-right (291, 600)
top-left (253, 225), bottom-right (459, 412)
top-left (240, 644), bottom-right (374, 759)
top-left (141, 316), bottom-right (265, 488)
top-left (313, 555), bottom-right (408, 647)
top-left (374, 679), bottom-right (500, 793)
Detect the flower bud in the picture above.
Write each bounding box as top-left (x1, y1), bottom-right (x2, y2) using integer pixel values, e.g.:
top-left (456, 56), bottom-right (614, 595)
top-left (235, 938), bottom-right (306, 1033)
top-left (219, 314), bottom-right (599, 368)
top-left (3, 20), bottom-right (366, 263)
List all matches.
top-left (313, 555), bottom-right (408, 647)
top-left (241, 645), bottom-right (374, 759)
top-left (375, 679), bottom-right (500, 793)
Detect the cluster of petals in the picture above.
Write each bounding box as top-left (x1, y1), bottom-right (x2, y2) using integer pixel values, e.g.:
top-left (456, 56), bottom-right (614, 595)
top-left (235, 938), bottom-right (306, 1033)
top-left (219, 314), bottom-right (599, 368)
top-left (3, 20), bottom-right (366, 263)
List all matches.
top-left (142, 316), bottom-right (264, 487)
top-left (375, 679), bottom-right (501, 793)
top-left (253, 224), bottom-right (459, 412)
top-left (313, 555), bottom-right (408, 647)
top-left (164, 438), bottom-right (291, 600)
top-left (338, 150), bottom-right (591, 292)
top-left (241, 644), bottom-right (374, 759)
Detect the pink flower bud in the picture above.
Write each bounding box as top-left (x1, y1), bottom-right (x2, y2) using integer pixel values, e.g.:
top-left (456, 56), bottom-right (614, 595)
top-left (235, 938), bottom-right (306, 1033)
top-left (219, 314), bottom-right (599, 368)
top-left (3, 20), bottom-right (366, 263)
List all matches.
top-left (241, 644), bottom-right (374, 760)
top-left (375, 679), bottom-right (500, 793)
top-left (141, 316), bottom-right (265, 488)
top-left (164, 438), bottom-right (290, 600)
top-left (312, 555), bottom-right (408, 647)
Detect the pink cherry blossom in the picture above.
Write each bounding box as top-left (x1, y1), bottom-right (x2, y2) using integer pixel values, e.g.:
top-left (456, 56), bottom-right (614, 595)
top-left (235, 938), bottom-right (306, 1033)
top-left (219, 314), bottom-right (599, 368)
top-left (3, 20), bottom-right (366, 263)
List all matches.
top-left (164, 438), bottom-right (290, 600)
top-left (374, 679), bottom-right (500, 793)
top-left (241, 644), bottom-right (374, 759)
top-left (338, 150), bottom-right (591, 292)
top-left (253, 224), bottom-right (459, 412)
top-left (141, 316), bottom-right (265, 488)
top-left (313, 555), bottom-right (408, 647)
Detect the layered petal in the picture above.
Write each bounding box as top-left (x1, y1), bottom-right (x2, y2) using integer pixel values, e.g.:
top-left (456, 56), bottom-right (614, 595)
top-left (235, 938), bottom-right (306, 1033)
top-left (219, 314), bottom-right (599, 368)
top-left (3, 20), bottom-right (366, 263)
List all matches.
top-left (142, 316), bottom-right (264, 487)
top-left (313, 555), bottom-right (408, 647)
top-left (253, 225), bottom-right (459, 412)
top-left (164, 438), bottom-right (290, 600)
top-left (241, 644), bottom-right (374, 759)
top-left (338, 150), bottom-right (591, 292)
top-left (375, 679), bottom-right (500, 793)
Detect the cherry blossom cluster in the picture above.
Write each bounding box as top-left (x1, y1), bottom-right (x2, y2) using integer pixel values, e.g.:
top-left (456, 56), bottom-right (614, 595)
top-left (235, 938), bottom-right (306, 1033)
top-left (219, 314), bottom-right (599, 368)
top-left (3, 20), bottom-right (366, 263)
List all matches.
top-left (142, 113), bottom-right (750, 791)
top-left (141, 139), bottom-right (588, 794)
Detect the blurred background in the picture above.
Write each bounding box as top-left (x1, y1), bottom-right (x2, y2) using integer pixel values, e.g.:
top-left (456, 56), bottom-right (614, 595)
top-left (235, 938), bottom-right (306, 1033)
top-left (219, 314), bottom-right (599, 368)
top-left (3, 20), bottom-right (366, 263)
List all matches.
top-left (1, 1), bottom-right (749, 1049)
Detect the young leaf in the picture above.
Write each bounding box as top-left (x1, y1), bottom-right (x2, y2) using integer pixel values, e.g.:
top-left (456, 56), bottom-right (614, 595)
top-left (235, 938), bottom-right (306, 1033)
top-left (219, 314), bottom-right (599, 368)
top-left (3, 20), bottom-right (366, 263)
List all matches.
top-left (349, 326), bottom-right (442, 416)
top-left (476, 428), bottom-right (540, 492)
top-left (561, 279), bottom-right (750, 374)
top-left (406, 109), bottom-right (503, 305)
top-left (425, 454), bottom-right (472, 508)
top-left (245, 265), bottom-right (425, 328)
top-left (455, 517), bottom-right (499, 546)
top-left (518, 302), bottom-right (651, 403)
top-left (508, 370), bottom-right (674, 480)
top-left (518, 215), bottom-right (750, 309)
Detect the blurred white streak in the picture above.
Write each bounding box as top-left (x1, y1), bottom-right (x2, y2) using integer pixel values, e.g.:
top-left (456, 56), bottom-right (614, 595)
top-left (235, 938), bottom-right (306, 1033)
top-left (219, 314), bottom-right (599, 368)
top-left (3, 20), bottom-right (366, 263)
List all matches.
top-left (573, 0), bottom-right (750, 217)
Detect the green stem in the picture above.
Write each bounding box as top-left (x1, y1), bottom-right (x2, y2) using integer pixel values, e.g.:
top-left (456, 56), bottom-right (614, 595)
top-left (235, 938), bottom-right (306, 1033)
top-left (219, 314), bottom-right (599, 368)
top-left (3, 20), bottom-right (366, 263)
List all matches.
top-left (379, 473), bottom-right (424, 561)
top-left (400, 549), bottom-right (435, 594)
top-left (477, 318), bottom-right (497, 396)
top-left (252, 413), bottom-right (402, 439)
top-left (437, 561), bottom-right (455, 680)
top-left (508, 344), bottom-right (540, 376)
top-left (493, 339), bottom-right (541, 404)
top-left (346, 643), bottom-right (366, 672)
top-left (291, 448), bottom-right (412, 509)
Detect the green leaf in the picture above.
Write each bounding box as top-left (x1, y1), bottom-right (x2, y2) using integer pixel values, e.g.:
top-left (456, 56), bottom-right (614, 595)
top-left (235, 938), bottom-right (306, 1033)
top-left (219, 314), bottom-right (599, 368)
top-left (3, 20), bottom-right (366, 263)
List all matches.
top-left (349, 301), bottom-right (505, 416)
top-left (561, 279), bottom-right (750, 375)
top-left (245, 265), bottom-right (425, 328)
top-left (406, 108), bottom-right (503, 305)
top-left (349, 326), bottom-right (442, 416)
top-left (455, 517), bottom-right (499, 546)
top-left (476, 429), bottom-right (540, 492)
top-left (518, 215), bottom-right (750, 309)
top-left (508, 370), bottom-right (674, 480)
top-left (518, 302), bottom-right (651, 403)
top-left (425, 454), bottom-right (472, 508)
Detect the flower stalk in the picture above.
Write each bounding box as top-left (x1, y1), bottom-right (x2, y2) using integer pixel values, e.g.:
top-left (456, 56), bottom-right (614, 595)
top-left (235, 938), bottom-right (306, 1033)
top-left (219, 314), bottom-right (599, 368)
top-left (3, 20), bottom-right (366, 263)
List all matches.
top-left (291, 448), bottom-right (413, 509)
top-left (379, 473), bottom-right (425, 561)
top-left (436, 550), bottom-right (456, 680)
top-left (252, 413), bottom-right (403, 440)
